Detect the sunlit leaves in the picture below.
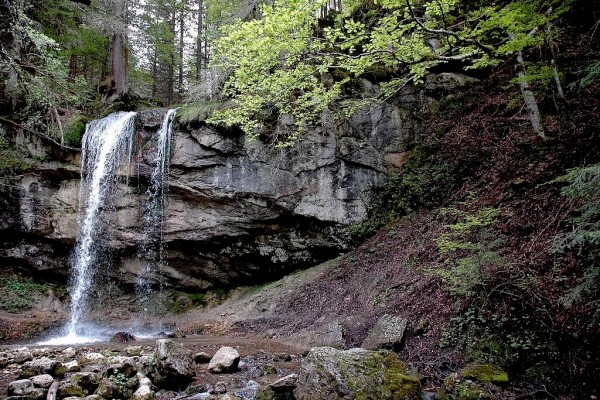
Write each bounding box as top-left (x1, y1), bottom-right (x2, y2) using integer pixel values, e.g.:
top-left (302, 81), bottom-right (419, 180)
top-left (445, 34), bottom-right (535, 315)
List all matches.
top-left (208, 0), bottom-right (573, 145)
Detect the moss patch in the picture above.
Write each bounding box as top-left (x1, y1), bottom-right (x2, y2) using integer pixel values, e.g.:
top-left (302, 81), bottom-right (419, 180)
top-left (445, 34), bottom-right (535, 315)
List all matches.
top-left (63, 112), bottom-right (87, 147)
top-left (460, 364), bottom-right (509, 384)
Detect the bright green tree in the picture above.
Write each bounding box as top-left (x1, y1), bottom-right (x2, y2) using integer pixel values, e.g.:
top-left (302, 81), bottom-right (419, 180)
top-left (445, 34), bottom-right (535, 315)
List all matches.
top-left (208, 0), bottom-right (574, 145)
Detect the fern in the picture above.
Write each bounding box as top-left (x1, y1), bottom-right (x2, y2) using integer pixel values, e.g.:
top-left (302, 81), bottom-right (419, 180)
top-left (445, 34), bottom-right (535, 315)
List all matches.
top-left (568, 60), bottom-right (600, 91)
top-left (551, 164), bottom-right (600, 317)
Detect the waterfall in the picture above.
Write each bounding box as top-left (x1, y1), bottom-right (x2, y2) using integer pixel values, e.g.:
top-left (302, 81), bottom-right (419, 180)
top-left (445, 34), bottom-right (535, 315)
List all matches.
top-left (136, 109), bottom-right (177, 310)
top-left (68, 111), bottom-right (137, 338)
top-left (38, 109), bottom-right (179, 345)
top-left (40, 112), bottom-right (137, 345)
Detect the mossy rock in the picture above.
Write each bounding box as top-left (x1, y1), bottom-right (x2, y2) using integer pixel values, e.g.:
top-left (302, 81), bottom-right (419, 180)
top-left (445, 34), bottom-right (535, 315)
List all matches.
top-left (437, 373), bottom-right (497, 400)
top-left (295, 347), bottom-right (421, 400)
top-left (460, 364), bottom-right (508, 384)
top-left (63, 112), bottom-right (88, 147)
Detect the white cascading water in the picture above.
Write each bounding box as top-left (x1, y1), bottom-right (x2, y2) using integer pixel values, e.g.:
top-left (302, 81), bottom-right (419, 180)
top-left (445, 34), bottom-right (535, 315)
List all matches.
top-left (136, 109), bottom-right (177, 310)
top-left (40, 111), bottom-right (137, 345)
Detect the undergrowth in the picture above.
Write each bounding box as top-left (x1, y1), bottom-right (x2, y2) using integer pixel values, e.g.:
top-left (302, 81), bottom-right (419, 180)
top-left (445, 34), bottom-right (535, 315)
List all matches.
top-left (350, 137), bottom-right (457, 239)
top-left (551, 163), bottom-right (600, 324)
top-left (0, 276), bottom-right (55, 313)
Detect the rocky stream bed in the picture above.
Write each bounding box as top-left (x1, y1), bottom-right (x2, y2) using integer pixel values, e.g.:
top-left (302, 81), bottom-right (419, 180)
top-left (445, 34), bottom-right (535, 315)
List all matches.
top-left (0, 330), bottom-right (518, 400)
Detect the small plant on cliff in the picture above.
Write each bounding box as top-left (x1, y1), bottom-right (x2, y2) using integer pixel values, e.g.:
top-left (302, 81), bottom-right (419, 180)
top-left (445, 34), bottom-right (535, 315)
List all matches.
top-left (350, 139), bottom-right (455, 239)
top-left (0, 276), bottom-right (53, 313)
top-left (0, 133), bottom-right (28, 190)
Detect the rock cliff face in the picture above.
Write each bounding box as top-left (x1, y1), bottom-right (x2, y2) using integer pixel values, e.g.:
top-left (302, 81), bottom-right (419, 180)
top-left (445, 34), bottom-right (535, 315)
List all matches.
top-left (0, 82), bottom-right (438, 292)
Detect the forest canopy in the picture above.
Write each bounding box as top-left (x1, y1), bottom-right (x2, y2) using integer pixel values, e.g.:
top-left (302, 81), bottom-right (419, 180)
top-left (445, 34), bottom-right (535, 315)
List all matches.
top-left (0, 0), bottom-right (576, 147)
top-left (208, 0), bottom-right (572, 144)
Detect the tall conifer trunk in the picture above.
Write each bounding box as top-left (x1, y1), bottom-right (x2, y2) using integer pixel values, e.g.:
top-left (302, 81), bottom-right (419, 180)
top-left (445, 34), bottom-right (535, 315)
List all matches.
top-left (196, 0), bottom-right (203, 81)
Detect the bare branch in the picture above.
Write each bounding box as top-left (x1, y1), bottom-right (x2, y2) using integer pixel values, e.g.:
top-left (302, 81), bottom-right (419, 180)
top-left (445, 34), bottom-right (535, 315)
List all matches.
top-left (405, 0), bottom-right (495, 55)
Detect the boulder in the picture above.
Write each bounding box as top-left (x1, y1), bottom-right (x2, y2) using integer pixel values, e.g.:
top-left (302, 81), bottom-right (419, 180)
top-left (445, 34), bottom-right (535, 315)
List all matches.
top-left (361, 314), bottom-right (408, 351)
top-left (111, 331), bottom-right (136, 343)
top-left (459, 364), bottom-right (509, 384)
top-left (20, 357), bottom-right (65, 378)
top-left (26, 388), bottom-right (47, 400)
top-left (31, 374), bottom-right (54, 389)
top-left (124, 346), bottom-right (143, 356)
top-left (31, 348), bottom-right (53, 358)
top-left (132, 384), bottom-right (154, 400)
top-left (193, 351), bottom-right (212, 364)
top-left (106, 361), bottom-right (138, 379)
top-left (71, 372), bottom-right (102, 393)
top-left (79, 353), bottom-right (105, 365)
top-left (292, 321), bottom-right (345, 349)
top-left (256, 374), bottom-right (297, 400)
top-left (8, 379), bottom-right (34, 396)
top-left (14, 350), bottom-right (33, 364)
top-left (57, 382), bottom-right (84, 398)
top-left (154, 339), bottom-right (194, 388)
top-left (62, 348), bottom-right (77, 359)
top-left (294, 347), bottom-right (421, 400)
top-left (208, 347), bottom-right (240, 373)
top-left (63, 360), bottom-right (80, 372)
top-left (211, 381), bottom-right (227, 395)
top-left (95, 378), bottom-right (130, 399)
top-left (216, 394), bottom-right (240, 400)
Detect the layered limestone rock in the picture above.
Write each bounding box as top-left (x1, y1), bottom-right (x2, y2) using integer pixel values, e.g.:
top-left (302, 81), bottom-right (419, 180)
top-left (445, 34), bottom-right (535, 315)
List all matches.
top-left (0, 82), bottom-right (436, 290)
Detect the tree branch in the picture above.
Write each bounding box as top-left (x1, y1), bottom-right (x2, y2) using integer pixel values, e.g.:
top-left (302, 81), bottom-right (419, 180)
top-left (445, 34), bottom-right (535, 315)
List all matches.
top-left (0, 117), bottom-right (81, 152)
top-left (405, 0), bottom-right (495, 55)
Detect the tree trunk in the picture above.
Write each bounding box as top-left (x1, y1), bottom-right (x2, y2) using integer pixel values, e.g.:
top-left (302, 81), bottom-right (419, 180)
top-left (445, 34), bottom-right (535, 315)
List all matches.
top-left (167, 10), bottom-right (176, 104)
top-left (151, 49), bottom-right (158, 99)
top-left (68, 54), bottom-right (78, 83)
top-left (516, 50), bottom-right (545, 140)
top-left (103, 32), bottom-right (129, 103)
top-left (178, 0), bottom-right (186, 102)
top-left (196, 0), bottom-right (203, 81)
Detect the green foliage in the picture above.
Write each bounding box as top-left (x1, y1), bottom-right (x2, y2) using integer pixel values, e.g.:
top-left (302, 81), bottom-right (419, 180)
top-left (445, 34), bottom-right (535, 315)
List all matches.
top-left (440, 307), bottom-right (560, 371)
top-left (177, 101), bottom-right (229, 127)
top-left (208, 0), bottom-right (574, 145)
top-left (433, 207), bottom-right (506, 296)
top-left (63, 112), bottom-right (87, 147)
top-left (509, 63), bottom-right (560, 94)
top-left (188, 292), bottom-right (207, 307)
top-left (0, 134), bottom-right (26, 174)
top-left (551, 164), bottom-right (600, 319)
top-left (1, 0), bottom-right (93, 139)
top-left (0, 276), bottom-right (53, 313)
top-left (0, 133), bottom-right (29, 191)
top-left (350, 140), bottom-right (455, 239)
top-left (460, 364), bottom-right (509, 384)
